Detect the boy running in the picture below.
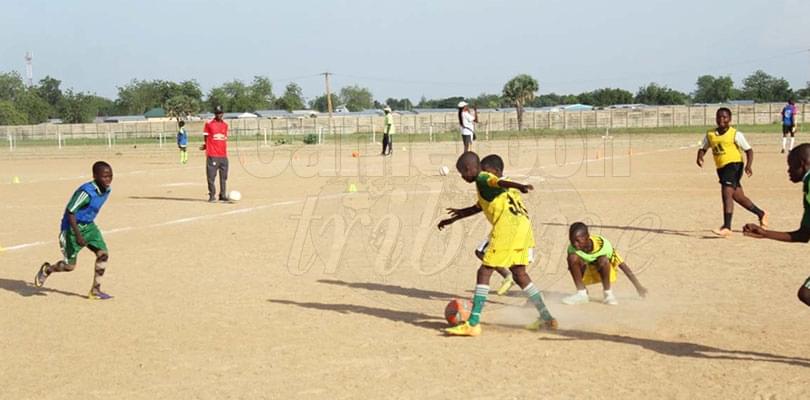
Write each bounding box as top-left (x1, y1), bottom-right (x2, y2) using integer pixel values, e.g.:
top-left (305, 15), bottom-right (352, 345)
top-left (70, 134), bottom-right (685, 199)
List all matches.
top-left (34, 161), bottom-right (115, 300)
top-left (696, 107), bottom-right (768, 237)
top-left (437, 152), bottom-right (557, 336)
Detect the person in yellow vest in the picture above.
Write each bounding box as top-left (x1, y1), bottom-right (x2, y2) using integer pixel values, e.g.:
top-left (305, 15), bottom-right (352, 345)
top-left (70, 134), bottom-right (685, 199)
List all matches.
top-left (696, 107), bottom-right (768, 237)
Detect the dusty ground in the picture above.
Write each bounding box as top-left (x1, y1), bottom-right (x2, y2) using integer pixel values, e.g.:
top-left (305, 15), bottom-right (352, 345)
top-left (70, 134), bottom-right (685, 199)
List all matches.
top-left (1, 132), bottom-right (809, 399)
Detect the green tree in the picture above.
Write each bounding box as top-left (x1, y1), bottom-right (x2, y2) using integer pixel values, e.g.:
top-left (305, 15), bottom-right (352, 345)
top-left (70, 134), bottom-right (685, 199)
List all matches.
top-left (275, 83), bottom-right (305, 111)
top-left (502, 74), bottom-right (539, 130)
top-left (36, 76), bottom-right (64, 112)
top-left (693, 75), bottom-right (735, 103)
top-left (0, 72), bottom-right (25, 102)
top-left (796, 82), bottom-right (810, 101)
top-left (248, 76), bottom-right (274, 110)
top-left (530, 93), bottom-right (562, 107)
top-left (0, 100), bottom-right (27, 125)
top-left (385, 97), bottom-right (414, 111)
top-left (309, 94), bottom-right (339, 112)
top-left (89, 95), bottom-right (117, 117)
top-left (741, 70), bottom-right (792, 102)
top-left (116, 79), bottom-right (203, 115)
top-left (339, 85), bottom-right (373, 111)
top-left (469, 93), bottom-right (502, 109)
top-left (207, 76), bottom-right (274, 112)
top-left (166, 95), bottom-right (201, 119)
top-left (417, 96), bottom-right (465, 109)
top-left (579, 88), bottom-right (634, 107)
top-left (16, 91), bottom-right (51, 124)
top-left (634, 83), bottom-right (689, 105)
top-left (59, 90), bottom-right (100, 123)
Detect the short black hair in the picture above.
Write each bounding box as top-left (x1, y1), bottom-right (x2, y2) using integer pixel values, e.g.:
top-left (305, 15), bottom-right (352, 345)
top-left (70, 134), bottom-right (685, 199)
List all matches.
top-left (92, 161), bottom-right (112, 175)
top-left (178, 120), bottom-right (185, 127)
top-left (456, 151), bottom-right (480, 171)
top-left (717, 107), bottom-right (732, 117)
top-left (789, 143), bottom-right (810, 164)
top-left (569, 222), bottom-right (589, 238)
top-left (480, 154), bottom-right (504, 174)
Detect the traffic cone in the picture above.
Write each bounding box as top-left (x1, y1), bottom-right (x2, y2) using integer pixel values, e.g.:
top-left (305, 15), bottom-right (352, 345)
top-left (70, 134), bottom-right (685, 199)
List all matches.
top-left (347, 183), bottom-right (357, 193)
top-left (11, 176), bottom-right (20, 184)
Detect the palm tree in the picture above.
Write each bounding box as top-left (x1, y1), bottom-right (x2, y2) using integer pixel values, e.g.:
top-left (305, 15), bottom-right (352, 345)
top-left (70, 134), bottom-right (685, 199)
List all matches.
top-left (502, 74), bottom-right (539, 130)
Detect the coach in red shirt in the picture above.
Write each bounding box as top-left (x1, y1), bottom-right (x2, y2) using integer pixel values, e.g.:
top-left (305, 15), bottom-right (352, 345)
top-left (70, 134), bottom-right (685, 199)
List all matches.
top-left (200, 105), bottom-right (230, 202)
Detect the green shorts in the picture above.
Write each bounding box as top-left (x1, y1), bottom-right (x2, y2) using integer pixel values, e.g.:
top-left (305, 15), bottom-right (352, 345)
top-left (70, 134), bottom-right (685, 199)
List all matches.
top-left (59, 223), bottom-right (107, 265)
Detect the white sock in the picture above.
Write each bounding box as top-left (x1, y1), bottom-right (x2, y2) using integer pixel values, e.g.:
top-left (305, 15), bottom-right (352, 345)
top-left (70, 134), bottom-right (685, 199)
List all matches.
top-left (789, 137), bottom-right (795, 150)
top-left (782, 137), bottom-right (788, 150)
top-left (604, 289), bottom-right (614, 297)
top-left (577, 289), bottom-right (587, 296)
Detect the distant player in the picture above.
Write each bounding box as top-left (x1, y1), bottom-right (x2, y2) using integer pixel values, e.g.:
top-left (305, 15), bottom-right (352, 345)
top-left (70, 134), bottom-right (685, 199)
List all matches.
top-left (457, 101), bottom-right (477, 152)
top-left (381, 106), bottom-right (394, 156)
top-left (696, 107), bottom-right (768, 237)
top-left (781, 99), bottom-right (798, 154)
top-left (177, 120), bottom-right (189, 164)
top-left (743, 143), bottom-right (810, 307)
top-left (34, 161), bottom-right (115, 300)
top-left (562, 222), bottom-right (648, 305)
top-left (437, 152), bottom-right (557, 336)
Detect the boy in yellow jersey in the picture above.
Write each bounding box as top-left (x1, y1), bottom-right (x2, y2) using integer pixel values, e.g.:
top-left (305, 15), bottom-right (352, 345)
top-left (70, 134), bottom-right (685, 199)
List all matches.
top-left (473, 154), bottom-right (526, 296)
top-left (696, 107), bottom-right (768, 237)
top-left (437, 152), bottom-right (557, 336)
top-left (743, 143), bottom-right (810, 307)
top-left (562, 222), bottom-right (648, 305)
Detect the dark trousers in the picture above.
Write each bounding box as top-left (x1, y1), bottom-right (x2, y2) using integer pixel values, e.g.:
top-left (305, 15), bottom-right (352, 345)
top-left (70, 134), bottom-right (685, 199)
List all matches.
top-left (206, 156), bottom-right (229, 198)
top-left (382, 134), bottom-right (392, 155)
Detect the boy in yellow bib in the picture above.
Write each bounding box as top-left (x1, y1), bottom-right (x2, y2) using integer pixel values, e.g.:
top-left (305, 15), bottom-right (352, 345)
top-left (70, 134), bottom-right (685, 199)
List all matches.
top-left (562, 222), bottom-right (648, 305)
top-left (437, 152), bottom-right (557, 336)
top-left (696, 107), bottom-right (768, 237)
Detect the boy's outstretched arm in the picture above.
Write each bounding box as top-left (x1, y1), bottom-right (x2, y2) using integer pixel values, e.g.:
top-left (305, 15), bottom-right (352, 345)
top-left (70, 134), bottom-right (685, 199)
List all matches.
top-left (744, 149), bottom-right (754, 177)
top-left (497, 179), bottom-right (533, 193)
top-left (437, 204), bottom-right (481, 230)
top-left (696, 148), bottom-right (706, 167)
top-left (743, 223), bottom-right (810, 243)
top-left (618, 262), bottom-right (648, 298)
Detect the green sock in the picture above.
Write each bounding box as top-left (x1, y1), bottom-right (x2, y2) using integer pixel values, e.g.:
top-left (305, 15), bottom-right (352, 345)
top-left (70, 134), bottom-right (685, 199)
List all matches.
top-left (467, 284), bottom-right (489, 326)
top-left (524, 283), bottom-right (553, 321)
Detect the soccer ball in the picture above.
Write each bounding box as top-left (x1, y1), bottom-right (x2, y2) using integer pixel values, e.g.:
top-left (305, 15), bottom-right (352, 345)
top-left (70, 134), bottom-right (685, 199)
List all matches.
top-left (444, 298), bottom-right (472, 326)
top-left (439, 166), bottom-right (450, 176)
top-left (228, 190), bottom-right (242, 201)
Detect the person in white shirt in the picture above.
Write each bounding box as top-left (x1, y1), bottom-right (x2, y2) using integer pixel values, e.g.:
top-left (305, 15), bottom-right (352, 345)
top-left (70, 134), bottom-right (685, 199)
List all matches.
top-left (457, 101), bottom-right (477, 152)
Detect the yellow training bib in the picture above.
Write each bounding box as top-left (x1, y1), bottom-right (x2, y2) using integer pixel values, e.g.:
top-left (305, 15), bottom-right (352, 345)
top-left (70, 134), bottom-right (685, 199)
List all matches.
top-left (705, 127), bottom-right (742, 168)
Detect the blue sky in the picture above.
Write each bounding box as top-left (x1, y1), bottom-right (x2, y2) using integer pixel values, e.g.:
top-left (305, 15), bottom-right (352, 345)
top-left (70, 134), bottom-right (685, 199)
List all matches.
top-left (2, 0), bottom-right (809, 102)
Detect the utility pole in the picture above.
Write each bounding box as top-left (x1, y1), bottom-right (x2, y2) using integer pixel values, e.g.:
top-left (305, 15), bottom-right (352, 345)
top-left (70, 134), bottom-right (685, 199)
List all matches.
top-left (323, 72), bottom-right (334, 135)
top-left (24, 52), bottom-right (33, 87)
top-left (323, 71), bottom-right (339, 172)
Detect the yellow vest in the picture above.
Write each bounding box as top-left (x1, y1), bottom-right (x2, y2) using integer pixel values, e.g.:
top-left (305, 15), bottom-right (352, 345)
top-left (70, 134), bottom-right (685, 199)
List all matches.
top-left (706, 127), bottom-right (743, 168)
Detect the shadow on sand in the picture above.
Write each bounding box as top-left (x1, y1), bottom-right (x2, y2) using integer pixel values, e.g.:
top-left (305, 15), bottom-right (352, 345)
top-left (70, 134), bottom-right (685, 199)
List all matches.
top-left (0, 278), bottom-right (85, 299)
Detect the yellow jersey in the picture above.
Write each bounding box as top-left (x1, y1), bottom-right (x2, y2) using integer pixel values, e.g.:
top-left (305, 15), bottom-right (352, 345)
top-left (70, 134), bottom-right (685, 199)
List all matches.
top-left (475, 172), bottom-right (535, 250)
top-left (705, 127), bottom-right (743, 168)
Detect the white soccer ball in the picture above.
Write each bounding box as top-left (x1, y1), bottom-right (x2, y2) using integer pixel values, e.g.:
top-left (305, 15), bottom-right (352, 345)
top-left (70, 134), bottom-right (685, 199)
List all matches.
top-left (439, 166), bottom-right (450, 176)
top-left (228, 190), bottom-right (242, 201)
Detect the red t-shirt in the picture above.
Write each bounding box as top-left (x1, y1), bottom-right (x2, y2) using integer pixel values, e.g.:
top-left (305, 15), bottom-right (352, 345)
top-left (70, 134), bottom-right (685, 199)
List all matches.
top-left (203, 118), bottom-right (229, 157)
